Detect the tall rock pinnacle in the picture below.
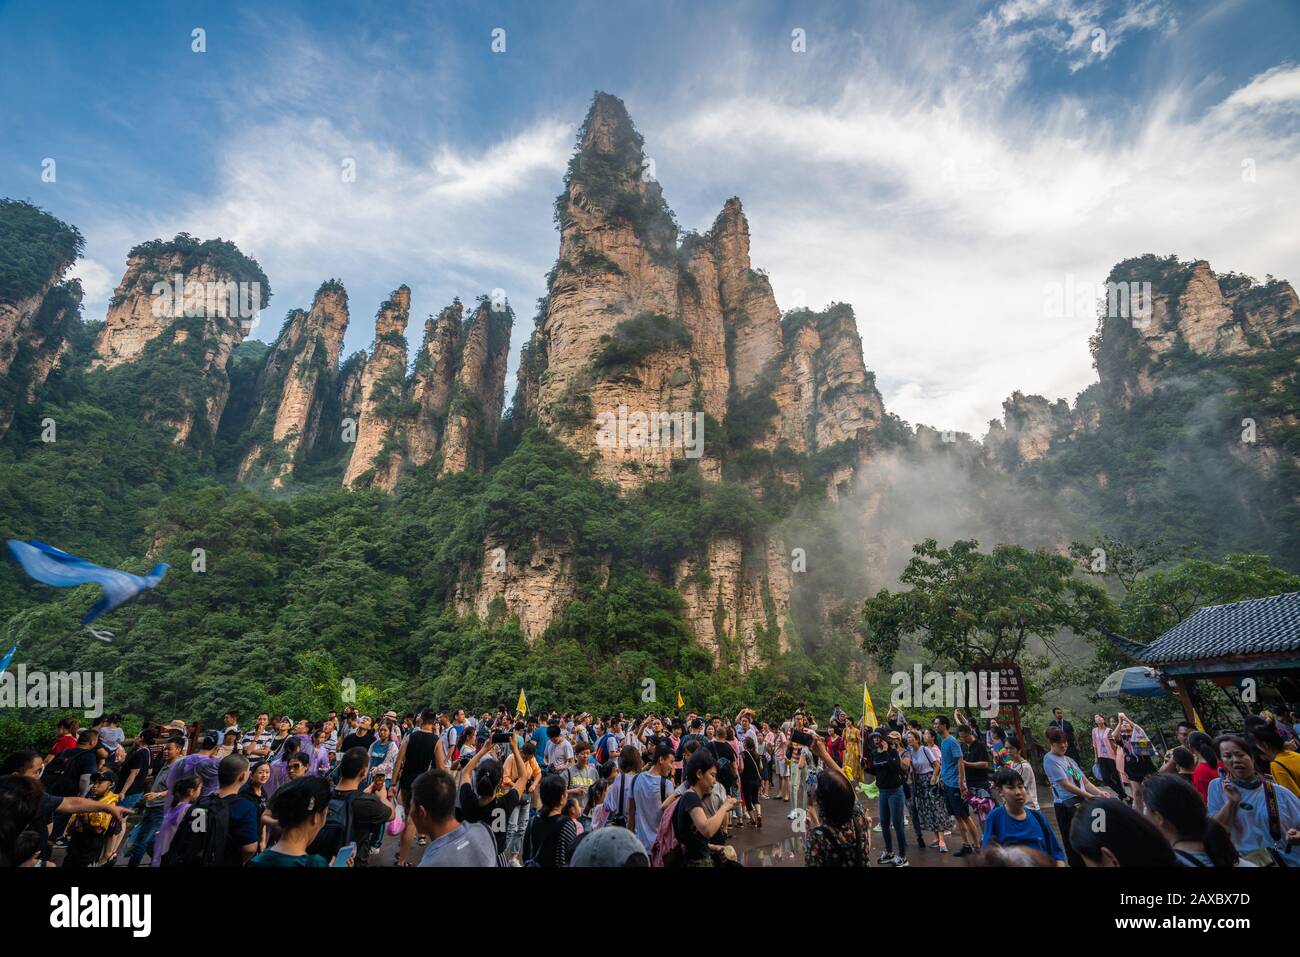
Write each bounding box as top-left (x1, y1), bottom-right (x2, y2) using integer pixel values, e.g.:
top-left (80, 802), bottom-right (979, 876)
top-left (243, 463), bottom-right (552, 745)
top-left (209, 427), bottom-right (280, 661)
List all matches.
top-left (343, 286), bottom-right (411, 489)
top-left (238, 280), bottom-right (349, 488)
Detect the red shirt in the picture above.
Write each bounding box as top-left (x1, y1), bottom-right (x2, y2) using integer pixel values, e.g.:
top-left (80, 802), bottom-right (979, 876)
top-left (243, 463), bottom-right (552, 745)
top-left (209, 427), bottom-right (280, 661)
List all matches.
top-left (1192, 761), bottom-right (1218, 803)
top-left (51, 734), bottom-right (77, 756)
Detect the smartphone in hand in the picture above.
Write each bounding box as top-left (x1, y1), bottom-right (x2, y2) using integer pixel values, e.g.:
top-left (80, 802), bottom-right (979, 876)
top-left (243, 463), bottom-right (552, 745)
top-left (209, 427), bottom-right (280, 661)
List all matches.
top-left (332, 843), bottom-right (357, 868)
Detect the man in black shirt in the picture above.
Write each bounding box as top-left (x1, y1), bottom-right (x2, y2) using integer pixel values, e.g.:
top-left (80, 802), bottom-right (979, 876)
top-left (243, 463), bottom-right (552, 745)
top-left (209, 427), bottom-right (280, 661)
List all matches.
top-left (1049, 709), bottom-right (1081, 764)
top-left (958, 725), bottom-right (993, 795)
top-left (341, 715), bottom-right (377, 753)
top-left (392, 709), bottom-right (446, 866)
top-left (315, 746), bottom-right (393, 864)
top-left (116, 728), bottom-right (159, 808)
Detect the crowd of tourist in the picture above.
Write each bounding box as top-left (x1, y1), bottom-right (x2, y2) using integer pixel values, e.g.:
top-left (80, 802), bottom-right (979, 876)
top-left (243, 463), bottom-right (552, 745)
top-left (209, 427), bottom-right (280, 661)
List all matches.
top-left (3, 701), bottom-right (1299, 868)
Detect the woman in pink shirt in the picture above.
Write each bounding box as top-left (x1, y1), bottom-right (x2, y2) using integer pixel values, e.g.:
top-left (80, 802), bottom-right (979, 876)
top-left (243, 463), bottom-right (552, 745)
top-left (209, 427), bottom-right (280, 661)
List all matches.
top-left (1091, 714), bottom-right (1127, 801)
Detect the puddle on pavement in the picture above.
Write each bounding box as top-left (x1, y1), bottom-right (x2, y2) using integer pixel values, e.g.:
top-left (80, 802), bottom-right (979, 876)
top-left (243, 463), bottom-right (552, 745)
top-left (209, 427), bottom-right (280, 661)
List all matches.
top-left (740, 836), bottom-right (803, 866)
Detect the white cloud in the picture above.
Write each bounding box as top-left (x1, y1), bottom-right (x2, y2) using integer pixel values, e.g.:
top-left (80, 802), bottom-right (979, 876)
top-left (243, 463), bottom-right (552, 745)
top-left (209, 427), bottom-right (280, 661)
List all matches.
top-left (977, 0), bottom-right (1174, 72)
top-left (81, 114), bottom-right (572, 359)
top-left (67, 257), bottom-right (113, 304)
top-left (661, 53), bottom-right (1300, 435)
top-left (1216, 63), bottom-right (1300, 113)
top-left (63, 13), bottom-right (1296, 439)
top-left (427, 121), bottom-right (571, 202)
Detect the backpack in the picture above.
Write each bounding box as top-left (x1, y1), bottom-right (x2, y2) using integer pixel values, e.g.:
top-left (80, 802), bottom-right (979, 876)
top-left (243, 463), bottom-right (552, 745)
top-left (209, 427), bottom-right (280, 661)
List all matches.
top-left (306, 788), bottom-right (358, 861)
top-left (522, 814), bottom-right (556, 868)
top-left (43, 748), bottom-right (83, 798)
top-left (162, 793), bottom-right (237, 867)
top-left (715, 754), bottom-right (738, 791)
top-left (651, 793), bottom-right (683, 867)
top-left (595, 733), bottom-right (615, 765)
top-left (608, 772), bottom-right (635, 829)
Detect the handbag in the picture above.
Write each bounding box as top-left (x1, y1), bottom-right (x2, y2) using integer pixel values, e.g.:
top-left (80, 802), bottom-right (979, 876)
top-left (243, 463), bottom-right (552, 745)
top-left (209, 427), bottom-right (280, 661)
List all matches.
top-left (1239, 779), bottom-right (1289, 868)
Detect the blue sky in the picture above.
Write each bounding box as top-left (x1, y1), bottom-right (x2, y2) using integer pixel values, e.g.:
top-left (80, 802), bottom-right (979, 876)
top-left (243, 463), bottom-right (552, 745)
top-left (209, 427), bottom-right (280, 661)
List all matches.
top-left (2, 0), bottom-right (1298, 433)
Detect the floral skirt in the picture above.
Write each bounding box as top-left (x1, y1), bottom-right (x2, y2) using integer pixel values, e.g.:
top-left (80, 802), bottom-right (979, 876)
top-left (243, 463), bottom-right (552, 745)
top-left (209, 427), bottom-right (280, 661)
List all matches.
top-left (911, 779), bottom-right (953, 833)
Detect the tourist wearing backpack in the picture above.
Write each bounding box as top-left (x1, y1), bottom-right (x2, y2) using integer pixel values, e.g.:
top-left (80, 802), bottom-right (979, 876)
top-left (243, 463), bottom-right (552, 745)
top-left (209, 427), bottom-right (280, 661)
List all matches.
top-left (602, 746), bottom-right (643, 829)
top-left (594, 720), bottom-right (622, 766)
top-left (631, 743), bottom-right (675, 851)
top-left (162, 754), bottom-right (259, 867)
top-left (41, 728), bottom-right (102, 856)
top-left (307, 746), bottom-right (393, 864)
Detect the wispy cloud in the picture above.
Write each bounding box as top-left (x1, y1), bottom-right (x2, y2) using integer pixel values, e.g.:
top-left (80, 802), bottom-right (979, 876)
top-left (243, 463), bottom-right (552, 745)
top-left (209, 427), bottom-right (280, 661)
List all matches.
top-left (660, 31), bottom-right (1299, 434)
top-left (977, 0), bottom-right (1175, 72)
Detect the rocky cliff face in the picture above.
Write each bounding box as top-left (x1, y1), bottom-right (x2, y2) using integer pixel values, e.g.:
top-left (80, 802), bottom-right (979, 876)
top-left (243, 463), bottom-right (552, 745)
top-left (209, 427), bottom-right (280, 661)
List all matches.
top-left (333, 292), bottom-right (512, 487)
top-left (711, 199), bottom-right (783, 397)
top-left (343, 287), bottom-right (411, 490)
top-left (336, 351), bottom-right (368, 427)
top-left (89, 236), bottom-right (268, 447)
top-left (982, 391), bottom-right (1076, 470)
top-left (477, 94), bottom-right (893, 664)
top-left (454, 536), bottom-right (606, 640)
top-left (525, 93), bottom-right (708, 489)
top-left (974, 255), bottom-right (1299, 566)
top-left (405, 301), bottom-right (462, 468)
top-left (0, 202), bottom-right (83, 433)
top-left (986, 257), bottom-right (1299, 466)
top-left (1094, 256), bottom-right (1299, 406)
top-left (238, 281), bottom-right (348, 487)
top-left (439, 299), bottom-right (513, 476)
top-left (0, 275), bottom-right (80, 436)
top-left (671, 535), bottom-right (791, 668)
top-left (764, 304), bottom-right (886, 500)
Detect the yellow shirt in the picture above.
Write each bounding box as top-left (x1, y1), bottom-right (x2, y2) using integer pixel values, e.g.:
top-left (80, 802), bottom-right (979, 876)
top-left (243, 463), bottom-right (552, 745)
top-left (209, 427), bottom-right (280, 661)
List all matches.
top-left (76, 790), bottom-right (120, 834)
top-left (1270, 750), bottom-right (1300, 798)
top-left (502, 754), bottom-right (541, 790)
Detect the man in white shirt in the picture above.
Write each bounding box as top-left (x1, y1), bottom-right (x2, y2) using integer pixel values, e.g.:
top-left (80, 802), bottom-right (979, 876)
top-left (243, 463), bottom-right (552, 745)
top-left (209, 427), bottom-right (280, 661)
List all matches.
top-left (735, 714), bottom-right (759, 752)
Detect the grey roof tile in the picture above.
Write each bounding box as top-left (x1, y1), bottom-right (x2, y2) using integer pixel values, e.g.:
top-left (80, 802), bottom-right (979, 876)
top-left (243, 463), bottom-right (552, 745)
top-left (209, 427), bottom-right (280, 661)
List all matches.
top-left (1137, 591), bottom-right (1300, 665)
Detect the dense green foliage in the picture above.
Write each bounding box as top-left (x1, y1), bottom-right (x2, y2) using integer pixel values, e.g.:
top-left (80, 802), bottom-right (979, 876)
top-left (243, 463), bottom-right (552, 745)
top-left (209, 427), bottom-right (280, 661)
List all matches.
top-left (862, 538), bottom-right (1113, 677)
top-left (116, 233), bottom-right (270, 309)
top-left (594, 311), bottom-right (692, 372)
top-left (2, 356), bottom-right (860, 725)
top-left (0, 199), bottom-right (84, 301)
top-left (1028, 256), bottom-right (1300, 568)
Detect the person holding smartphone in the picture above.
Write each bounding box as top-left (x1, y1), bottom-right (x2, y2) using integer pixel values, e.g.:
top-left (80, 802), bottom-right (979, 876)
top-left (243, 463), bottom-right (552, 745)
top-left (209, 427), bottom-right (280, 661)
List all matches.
top-left (1208, 733), bottom-right (1300, 866)
top-left (787, 718), bottom-right (811, 821)
top-left (862, 731), bottom-right (911, 866)
top-left (456, 732), bottom-right (529, 864)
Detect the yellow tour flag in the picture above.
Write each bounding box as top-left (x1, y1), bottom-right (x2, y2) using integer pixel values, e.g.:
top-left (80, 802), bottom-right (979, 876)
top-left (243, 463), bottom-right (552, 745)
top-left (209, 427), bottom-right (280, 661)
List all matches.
top-left (862, 683), bottom-right (878, 728)
top-left (677, 690), bottom-right (684, 709)
top-left (516, 688), bottom-right (527, 716)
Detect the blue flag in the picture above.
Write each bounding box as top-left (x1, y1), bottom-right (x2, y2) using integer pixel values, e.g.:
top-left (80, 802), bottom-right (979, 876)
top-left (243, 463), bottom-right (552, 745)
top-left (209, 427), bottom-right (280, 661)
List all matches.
top-left (0, 645), bottom-right (15, 674)
top-left (6, 540), bottom-right (169, 640)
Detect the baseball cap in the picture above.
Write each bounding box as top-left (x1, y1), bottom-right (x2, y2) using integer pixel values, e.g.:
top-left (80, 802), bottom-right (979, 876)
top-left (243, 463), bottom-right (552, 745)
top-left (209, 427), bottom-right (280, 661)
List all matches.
top-left (569, 827), bottom-right (650, 867)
